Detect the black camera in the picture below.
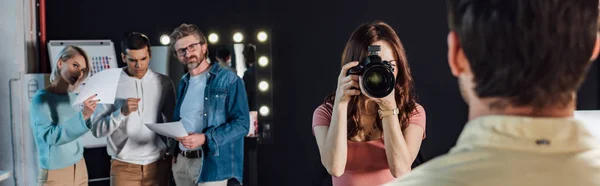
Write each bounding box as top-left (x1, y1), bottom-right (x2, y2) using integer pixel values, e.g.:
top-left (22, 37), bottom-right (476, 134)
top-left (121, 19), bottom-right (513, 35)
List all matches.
top-left (347, 45), bottom-right (395, 98)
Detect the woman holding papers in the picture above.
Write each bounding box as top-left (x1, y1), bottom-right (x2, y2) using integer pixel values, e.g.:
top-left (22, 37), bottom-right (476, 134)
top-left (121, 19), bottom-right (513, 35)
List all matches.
top-left (90, 32), bottom-right (176, 186)
top-left (31, 45), bottom-right (96, 186)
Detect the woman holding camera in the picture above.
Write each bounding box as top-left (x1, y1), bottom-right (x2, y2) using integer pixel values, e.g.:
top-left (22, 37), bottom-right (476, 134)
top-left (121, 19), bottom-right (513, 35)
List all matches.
top-left (312, 21), bottom-right (426, 186)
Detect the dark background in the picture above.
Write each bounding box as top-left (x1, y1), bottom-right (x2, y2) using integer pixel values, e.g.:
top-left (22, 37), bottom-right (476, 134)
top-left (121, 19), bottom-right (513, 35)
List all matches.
top-left (46, 1), bottom-right (599, 185)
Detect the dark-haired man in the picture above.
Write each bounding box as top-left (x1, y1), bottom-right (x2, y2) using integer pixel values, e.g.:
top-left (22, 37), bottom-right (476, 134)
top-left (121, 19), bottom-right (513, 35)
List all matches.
top-left (216, 47), bottom-right (235, 73)
top-left (388, 0), bottom-right (600, 185)
top-left (91, 32), bottom-right (176, 186)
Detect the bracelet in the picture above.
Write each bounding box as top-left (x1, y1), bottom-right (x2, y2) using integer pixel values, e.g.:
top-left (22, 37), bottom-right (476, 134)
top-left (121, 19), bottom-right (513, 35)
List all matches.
top-left (378, 107), bottom-right (399, 119)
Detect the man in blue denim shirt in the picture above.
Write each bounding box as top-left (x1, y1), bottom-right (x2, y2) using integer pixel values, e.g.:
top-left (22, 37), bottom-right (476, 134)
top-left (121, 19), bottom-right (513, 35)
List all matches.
top-left (167, 23), bottom-right (250, 186)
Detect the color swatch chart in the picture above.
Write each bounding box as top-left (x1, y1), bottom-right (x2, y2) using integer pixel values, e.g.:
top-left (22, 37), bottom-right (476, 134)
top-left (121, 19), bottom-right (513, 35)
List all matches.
top-left (91, 56), bottom-right (112, 76)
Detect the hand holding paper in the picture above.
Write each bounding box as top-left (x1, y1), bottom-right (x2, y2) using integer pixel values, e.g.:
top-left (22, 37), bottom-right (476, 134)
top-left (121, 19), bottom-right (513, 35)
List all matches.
top-left (73, 68), bottom-right (122, 107)
top-left (178, 133), bottom-right (206, 149)
top-left (145, 121), bottom-right (189, 138)
top-left (81, 94), bottom-right (100, 120)
top-left (121, 98), bottom-right (141, 116)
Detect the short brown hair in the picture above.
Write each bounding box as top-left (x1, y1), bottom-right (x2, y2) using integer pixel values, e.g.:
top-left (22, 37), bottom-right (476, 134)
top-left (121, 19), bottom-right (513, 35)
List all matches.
top-left (169, 23), bottom-right (207, 51)
top-left (447, 0), bottom-right (599, 109)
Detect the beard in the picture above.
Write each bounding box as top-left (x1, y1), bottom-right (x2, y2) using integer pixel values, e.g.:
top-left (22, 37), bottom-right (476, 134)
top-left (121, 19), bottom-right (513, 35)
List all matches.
top-left (187, 62), bottom-right (201, 70)
top-left (185, 53), bottom-right (205, 70)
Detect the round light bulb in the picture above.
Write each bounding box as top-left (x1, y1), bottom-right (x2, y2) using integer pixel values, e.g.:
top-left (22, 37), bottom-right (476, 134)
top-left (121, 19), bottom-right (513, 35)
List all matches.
top-left (160, 35), bottom-right (170, 45)
top-left (233, 32), bottom-right (244, 43)
top-left (258, 81), bottom-right (269, 92)
top-left (258, 56), bottom-right (269, 67)
top-left (208, 33), bottom-right (219, 44)
top-left (259, 106), bottom-right (270, 116)
top-left (257, 31), bottom-right (268, 42)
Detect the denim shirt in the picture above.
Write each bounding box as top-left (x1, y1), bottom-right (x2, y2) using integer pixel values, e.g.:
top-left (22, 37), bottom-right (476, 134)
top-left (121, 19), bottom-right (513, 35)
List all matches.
top-left (169, 63), bottom-right (250, 183)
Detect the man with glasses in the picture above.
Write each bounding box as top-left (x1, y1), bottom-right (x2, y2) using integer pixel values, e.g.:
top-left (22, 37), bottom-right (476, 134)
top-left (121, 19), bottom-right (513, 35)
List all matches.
top-left (91, 32), bottom-right (175, 185)
top-left (167, 23), bottom-right (249, 186)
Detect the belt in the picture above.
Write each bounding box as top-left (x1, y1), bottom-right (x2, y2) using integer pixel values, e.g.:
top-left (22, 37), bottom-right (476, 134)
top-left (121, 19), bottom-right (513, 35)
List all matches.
top-left (179, 149), bottom-right (202, 159)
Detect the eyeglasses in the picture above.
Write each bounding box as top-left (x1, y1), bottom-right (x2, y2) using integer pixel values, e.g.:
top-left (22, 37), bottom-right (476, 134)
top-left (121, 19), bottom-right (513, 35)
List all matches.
top-left (175, 42), bottom-right (203, 57)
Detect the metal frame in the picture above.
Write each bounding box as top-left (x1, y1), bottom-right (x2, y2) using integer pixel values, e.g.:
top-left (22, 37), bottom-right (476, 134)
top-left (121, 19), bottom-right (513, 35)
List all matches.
top-left (8, 74), bottom-right (21, 184)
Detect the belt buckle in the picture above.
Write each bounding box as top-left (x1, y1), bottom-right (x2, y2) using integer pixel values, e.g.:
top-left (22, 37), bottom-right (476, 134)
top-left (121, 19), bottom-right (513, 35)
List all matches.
top-left (191, 150), bottom-right (199, 158)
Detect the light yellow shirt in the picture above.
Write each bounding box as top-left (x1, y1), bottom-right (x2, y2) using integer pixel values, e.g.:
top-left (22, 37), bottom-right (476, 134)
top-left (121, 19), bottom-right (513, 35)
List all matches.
top-left (386, 115), bottom-right (600, 186)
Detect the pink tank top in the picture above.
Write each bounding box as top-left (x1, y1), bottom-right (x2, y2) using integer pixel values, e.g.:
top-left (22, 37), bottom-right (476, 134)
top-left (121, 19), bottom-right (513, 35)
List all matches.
top-left (312, 103), bottom-right (426, 186)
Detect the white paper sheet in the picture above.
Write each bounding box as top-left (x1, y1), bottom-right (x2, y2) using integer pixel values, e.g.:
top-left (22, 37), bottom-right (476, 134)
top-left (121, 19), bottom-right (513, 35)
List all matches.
top-left (0, 170), bottom-right (10, 182)
top-left (145, 121), bottom-right (189, 138)
top-left (574, 110), bottom-right (600, 139)
top-left (73, 68), bottom-right (122, 107)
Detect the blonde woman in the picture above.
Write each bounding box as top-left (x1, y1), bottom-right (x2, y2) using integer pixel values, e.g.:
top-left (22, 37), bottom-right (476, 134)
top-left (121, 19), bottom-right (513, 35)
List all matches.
top-left (31, 45), bottom-right (98, 186)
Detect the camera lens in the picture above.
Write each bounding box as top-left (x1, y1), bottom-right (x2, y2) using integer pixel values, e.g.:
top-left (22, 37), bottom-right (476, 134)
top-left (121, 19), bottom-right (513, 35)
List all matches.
top-left (365, 71), bottom-right (384, 88)
top-left (362, 65), bottom-right (395, 98)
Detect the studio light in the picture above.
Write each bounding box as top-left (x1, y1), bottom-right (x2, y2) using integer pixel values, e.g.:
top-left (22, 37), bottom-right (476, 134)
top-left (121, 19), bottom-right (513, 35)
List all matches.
top-left (257, 31), bottom-right (268, 42)
top-left (233, 32), bottom-right (244, 43)
top-left (159, 34), bottom-right (170, 45)
top-left (208, 33), bottom-right (219, 44)
top-left (259, 106), bottom-right (270, 116)
top-left (258, 56), bottom-right (269, 67)
top-left (258, 81), bottom-right (269, 92)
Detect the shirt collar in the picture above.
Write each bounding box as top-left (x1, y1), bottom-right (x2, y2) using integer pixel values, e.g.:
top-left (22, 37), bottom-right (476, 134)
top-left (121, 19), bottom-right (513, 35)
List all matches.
top-left (182, 62), bottom-right (218, 83)
top-left (120, 67), bottom-right (153, 81)
top-left (452, 115), bottom-right (600, 154)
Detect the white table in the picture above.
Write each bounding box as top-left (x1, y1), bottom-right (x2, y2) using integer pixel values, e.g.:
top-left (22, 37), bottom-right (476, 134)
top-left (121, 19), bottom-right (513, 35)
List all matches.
top-left (0, 171), bottom-right (10, 182)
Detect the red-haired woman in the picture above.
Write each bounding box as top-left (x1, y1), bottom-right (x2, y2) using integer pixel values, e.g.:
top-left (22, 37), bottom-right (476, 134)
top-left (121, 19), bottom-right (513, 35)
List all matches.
top-left (312, 21), bottom-right (426, 186)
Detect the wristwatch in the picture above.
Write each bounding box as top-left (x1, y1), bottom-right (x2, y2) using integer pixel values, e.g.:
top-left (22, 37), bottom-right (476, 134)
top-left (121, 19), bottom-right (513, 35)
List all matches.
top-left (378, 107), bottom-right (399, 119)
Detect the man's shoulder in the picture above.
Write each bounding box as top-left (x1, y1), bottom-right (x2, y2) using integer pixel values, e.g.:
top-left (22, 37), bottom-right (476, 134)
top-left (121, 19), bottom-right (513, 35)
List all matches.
top-left (155, 72), bottom-right (174, 86)
top-left (390, 145), bottom-right (600, 186)
top-left (145, 70), bottom-right (169, 80)
top-left (142, 70), bottom-right (173, 87)
top-left (385, 154), bottom-right (469, 186)
top-left (385, 174), bottom-right (464, 186)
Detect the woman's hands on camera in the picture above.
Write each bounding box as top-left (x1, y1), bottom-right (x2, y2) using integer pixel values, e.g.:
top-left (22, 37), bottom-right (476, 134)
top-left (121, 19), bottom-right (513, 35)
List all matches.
top-left (335, 62), bottom-right (361, 105)
top-left (371, 89), bottom-right (397, 110)
top-left (358, 76), bottom-right (396, 110)
top-left (335, 61), bottom-right (398, 110)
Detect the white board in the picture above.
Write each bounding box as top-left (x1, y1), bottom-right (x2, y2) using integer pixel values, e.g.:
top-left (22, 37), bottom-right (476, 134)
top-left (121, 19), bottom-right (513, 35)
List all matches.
top-left (48, 40), bottom-right (118, 76)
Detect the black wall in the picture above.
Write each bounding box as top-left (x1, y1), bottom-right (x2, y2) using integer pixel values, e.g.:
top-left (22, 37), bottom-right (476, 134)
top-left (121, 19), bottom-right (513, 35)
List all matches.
top-left (46, 1), bottom-right (599, 186)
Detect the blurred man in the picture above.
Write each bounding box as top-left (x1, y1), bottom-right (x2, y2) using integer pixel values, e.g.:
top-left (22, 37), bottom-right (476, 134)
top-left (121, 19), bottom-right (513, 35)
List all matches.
top-left (387, 0), bottom-right (600, 185)
top-left (91, 32), bottom-right (175, 186)
top-left (216, 47), bottom-right (235, 73)
top-left (168, 23), bottom-right (249, 186)
top-left (242, 44), bottom-right (257, 112)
